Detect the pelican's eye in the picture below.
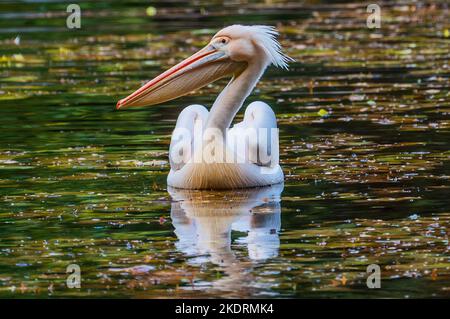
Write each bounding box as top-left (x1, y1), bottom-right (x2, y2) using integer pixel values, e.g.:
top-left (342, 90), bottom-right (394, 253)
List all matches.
top-left (214, 36), bottom-right (230, 47)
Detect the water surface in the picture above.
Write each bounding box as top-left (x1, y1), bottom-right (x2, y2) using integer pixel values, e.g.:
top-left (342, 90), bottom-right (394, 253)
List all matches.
top-left (0, 1), bottom-right (449, 298)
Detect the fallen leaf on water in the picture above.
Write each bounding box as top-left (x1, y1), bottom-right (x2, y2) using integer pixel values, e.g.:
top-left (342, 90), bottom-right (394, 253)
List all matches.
top-left (110, 265), bottom-right (155, 275)
top-left (341, 275), bottom-right (347, 285)
top-left (146, 6), bottom-right (157, 16)
top-left (431, 269), bottom-right (438, 281)
top-left (20, 282), bottom-right (27, 293)
top-left (318, 109), bottom-right (329, 117)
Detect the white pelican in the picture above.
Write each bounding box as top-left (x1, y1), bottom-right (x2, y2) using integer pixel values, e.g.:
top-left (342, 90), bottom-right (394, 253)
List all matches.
top-left (117, 25), bottom-right (292, 189)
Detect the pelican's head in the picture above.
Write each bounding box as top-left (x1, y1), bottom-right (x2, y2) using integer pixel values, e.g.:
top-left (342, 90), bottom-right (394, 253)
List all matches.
top-left (116, 25), bottom-right (291, 109)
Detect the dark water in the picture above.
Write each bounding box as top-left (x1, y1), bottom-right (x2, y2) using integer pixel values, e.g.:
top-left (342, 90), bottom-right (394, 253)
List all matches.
top-left (0, 1), bottom-right (449, 298)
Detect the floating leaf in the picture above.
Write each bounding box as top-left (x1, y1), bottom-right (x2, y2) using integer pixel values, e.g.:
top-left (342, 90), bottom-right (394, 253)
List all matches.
top-left (318, 109), bottom-right (329, 117)
top-left (146, 6), bottom-right (157, 16)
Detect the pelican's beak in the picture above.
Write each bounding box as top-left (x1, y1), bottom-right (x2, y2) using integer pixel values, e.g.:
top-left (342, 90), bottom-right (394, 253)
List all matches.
top-left (116, 45), bottom-right (244, 109)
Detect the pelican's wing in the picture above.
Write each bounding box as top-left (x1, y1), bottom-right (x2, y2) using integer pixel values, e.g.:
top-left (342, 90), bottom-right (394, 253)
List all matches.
top-left (169, 104), bottom-right (209, 171)
top-left (227, 101), bottom-right (279, 167)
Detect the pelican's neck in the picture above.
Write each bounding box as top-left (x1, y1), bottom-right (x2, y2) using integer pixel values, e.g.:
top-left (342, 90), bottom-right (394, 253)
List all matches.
top-left (206, 59), bottom-right (267, 133)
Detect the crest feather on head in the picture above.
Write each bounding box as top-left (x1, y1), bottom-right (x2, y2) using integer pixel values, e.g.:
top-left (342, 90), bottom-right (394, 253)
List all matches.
top-left (245, 25), bottom-right (294, 70)
top-left (215, 24), bottom-right (294, 70)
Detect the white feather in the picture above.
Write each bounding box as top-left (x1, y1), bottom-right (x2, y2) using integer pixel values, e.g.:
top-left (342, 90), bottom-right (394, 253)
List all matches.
top-left (245, 25), bottom-right (294, 70)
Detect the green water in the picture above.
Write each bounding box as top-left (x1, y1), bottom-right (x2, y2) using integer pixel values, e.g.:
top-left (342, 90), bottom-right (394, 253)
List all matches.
top-left (0, 1), bottom-right (449, 298)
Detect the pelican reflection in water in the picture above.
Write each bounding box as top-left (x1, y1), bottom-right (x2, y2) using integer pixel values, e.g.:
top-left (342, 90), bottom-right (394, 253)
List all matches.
top-left (169, 184), bottom-right (283, 294)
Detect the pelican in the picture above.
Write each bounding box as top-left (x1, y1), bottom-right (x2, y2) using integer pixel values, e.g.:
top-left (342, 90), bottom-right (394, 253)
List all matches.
top-left (116, 25), bottom-right (292, 189)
